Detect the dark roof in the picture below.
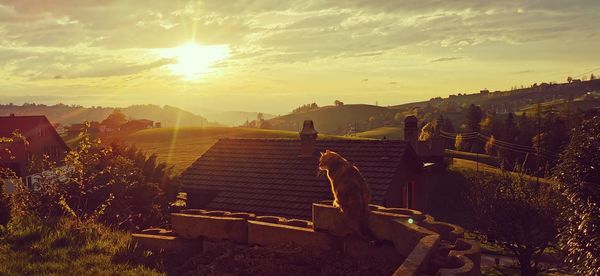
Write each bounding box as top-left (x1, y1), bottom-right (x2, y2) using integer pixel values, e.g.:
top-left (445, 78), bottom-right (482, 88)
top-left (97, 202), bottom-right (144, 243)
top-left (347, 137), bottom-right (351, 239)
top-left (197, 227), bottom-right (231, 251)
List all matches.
top-left (180, 138), bottom-right (421, 219)
top-left (0, 115), bottom-right (69, 150)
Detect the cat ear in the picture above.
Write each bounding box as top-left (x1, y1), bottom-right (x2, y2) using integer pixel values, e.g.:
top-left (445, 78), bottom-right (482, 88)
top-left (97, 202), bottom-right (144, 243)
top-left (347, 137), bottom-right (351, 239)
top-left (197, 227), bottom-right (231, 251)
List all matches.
top-left (325, 149), bottom-right (332, 154)
top-left (320, 151), bottom-right (325, 156)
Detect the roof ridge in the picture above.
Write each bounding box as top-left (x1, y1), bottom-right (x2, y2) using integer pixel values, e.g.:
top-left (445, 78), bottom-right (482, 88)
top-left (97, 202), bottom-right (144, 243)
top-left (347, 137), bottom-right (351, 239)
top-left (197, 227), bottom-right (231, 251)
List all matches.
top-left (0, 115), bottom-right (47, 118)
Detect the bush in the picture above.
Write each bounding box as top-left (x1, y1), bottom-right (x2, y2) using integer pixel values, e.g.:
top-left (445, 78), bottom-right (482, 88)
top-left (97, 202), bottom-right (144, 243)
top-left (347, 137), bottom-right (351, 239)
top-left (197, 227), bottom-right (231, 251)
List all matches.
top-left (0, 183), bottom-right (10, 226)
top-left (11, 131), bottom-right (179, 231)
top-left (465, 170), bottom-right (561, 276)
top-left (554, 111), bottom-right (600, 275)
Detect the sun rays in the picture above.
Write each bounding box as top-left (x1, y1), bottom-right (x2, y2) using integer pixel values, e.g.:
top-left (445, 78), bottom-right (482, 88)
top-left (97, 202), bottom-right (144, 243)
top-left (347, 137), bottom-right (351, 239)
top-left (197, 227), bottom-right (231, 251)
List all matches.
top-left (160, 42), bottom-right (230, 81)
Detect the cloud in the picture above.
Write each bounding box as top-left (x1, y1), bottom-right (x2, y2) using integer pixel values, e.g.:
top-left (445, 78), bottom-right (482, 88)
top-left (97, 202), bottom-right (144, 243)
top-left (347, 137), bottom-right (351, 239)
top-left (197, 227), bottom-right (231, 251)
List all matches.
top-left (430, 57), bottom-right (463, 63)
top-left (0, 47), bottom-right (173, 80)
top-left (76, 58), bottom-right (175, 78)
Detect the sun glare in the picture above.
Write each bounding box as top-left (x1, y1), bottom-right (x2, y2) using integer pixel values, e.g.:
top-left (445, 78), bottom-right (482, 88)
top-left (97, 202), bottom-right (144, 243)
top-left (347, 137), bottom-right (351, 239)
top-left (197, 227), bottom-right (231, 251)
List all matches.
top-left (161, 42), bottom-right (230, 80)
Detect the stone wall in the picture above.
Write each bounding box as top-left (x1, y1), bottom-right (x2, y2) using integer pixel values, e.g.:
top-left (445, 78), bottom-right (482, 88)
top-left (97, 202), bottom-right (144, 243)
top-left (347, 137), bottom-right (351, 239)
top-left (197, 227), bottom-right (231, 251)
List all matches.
top-left (133, 201), bottom-right (480, 275)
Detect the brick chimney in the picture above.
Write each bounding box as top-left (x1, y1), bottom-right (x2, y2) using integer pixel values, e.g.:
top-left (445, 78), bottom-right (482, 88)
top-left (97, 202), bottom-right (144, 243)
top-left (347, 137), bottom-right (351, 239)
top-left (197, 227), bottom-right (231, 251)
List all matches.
top-left (299, 120), bottom-right (318, 157)
top-left (404, 116), bottom-right (418, 151)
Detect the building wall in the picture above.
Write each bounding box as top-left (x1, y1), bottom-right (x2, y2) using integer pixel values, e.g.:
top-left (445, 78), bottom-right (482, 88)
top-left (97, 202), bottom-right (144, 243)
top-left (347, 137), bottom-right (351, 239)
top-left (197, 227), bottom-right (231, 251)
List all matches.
top-left (383, 160), bottom-right (424, 210)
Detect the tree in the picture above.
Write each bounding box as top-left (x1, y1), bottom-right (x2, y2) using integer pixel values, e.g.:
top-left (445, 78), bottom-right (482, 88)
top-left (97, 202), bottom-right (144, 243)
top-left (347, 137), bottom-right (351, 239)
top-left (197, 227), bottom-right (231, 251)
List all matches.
top-left (0, 180), bottom-right (10, 226)
top-left (441, 116), bottom-right (456, 149)
top-left (464, 104), bottom-right (483, 152)
top-left (334, 100), bottom-right (344, 107)
top-left (591, 73), bottom-right (596, 80)
top-left (567, 76), bottom-right (573, 83)
top-left (466, 171), bottom-right (561, 275)
top-left (368, 116), bottom-right (377, 129)
top-left (499, 113), bottom-right (519, 168)
top-left (455, 134), bottom-right (464, 151)
top-left (484, 135), bottom-right (495, 155)
top-left (102, 109), bottom-right (127, 129)
top-left (394, 112), bottom-right (404, 123)
top-left (553, 111), bottom-right (600, 275)
top-left (465, 104), bottom-right (483, 133)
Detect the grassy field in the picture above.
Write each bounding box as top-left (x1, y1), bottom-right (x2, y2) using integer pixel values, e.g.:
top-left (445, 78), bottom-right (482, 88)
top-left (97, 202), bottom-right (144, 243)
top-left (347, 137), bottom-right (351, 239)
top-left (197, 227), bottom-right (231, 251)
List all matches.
top-left (97, 127), bottom-right (351, 174)
top-left (449, 158), bottom-right (557, 185)
top-left (0, 217), bottom-right (159, 275)
top-left (445, 149), bottom-right (500, 167)
top-left (356, 127), bottom-right (404, 140)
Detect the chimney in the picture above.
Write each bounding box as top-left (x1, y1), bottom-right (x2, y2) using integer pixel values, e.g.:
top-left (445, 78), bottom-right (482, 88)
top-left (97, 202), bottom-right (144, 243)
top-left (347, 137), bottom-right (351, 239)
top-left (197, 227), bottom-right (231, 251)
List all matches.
top-left (299, 120), bottom-right (318, 157)
top-left (404, 116), bottom-right (418, 151)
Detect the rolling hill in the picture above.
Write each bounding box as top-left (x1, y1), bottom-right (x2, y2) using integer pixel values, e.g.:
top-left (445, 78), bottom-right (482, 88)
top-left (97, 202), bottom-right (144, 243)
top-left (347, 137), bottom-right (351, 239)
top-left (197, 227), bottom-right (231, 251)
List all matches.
top-left (266, 79), bottom-right (600, 136)
top-left (109, 127), bottom-right (354, 174)
top-left (355, 127), bottom-right (404, 140)
top-left (268, 104), bottom-right (397, 134)
top-left (199, 110), bottom-right (277, 126)
top-left (0, 104), bottom-right (210, 127)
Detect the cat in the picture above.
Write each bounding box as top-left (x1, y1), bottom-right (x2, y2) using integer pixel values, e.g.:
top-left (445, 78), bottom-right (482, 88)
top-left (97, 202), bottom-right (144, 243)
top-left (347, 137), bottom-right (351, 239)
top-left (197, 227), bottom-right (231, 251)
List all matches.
top-left (318, 150), bottom-right (377, 243)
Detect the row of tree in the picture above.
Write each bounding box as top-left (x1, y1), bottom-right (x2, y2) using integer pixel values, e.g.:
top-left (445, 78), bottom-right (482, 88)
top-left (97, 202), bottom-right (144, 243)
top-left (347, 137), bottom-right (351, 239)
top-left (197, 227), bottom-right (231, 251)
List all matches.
top-left (426, 102), bottom-right (580, 176)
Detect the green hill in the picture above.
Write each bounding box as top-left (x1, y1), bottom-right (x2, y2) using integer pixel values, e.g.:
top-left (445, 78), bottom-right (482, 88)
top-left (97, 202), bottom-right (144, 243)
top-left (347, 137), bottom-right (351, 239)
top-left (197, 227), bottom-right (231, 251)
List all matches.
top-left (356, 127), bottom-right (404, 140)
top-left (120, 127), bottom-right (352, 174)
top-left (268, 104), bottom-right (397, 134)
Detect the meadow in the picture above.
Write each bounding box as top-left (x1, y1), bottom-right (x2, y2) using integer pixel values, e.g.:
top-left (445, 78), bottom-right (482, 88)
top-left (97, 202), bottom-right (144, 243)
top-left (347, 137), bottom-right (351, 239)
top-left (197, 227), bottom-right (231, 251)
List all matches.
top-left (112, 127), bottom-right (353, 174)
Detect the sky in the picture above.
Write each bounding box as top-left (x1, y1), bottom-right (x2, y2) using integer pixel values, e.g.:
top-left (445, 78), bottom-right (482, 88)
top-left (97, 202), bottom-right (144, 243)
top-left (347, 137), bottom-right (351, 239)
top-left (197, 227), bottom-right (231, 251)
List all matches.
top-left (0, 0), bottom-right (599, 114)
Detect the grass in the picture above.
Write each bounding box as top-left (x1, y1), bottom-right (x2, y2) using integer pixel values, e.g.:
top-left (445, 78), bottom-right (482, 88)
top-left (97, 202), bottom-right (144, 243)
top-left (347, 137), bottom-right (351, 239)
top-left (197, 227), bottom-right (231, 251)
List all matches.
top-left (445, 149), bottom-right (500, 167)
top-left (113, 127), bottom-right (353, 174)
top-left (356, 127), bottom-right (404, 140)
top-left (449, 158), bottom-right (557, 185)
top-left (0, 217), bottom-right (160, 276)
top-left (0, 216), bottom-right (398, 275)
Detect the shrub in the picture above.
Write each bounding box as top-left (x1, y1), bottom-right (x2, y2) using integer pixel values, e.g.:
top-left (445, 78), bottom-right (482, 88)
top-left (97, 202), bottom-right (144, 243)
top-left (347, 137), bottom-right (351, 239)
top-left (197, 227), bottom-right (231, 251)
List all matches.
top-left (553, 111), bottom-right (600, 275)
top-left (465, 170), bottom-right (561, 276)
top-left (12, 130), bottom-right (179, 231)
top-left (0, 181), bottom-right (10, 226)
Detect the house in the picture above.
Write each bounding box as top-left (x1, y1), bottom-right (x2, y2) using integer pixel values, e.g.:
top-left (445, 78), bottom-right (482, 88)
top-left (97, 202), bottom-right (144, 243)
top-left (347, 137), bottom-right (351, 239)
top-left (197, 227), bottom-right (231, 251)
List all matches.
top-left (119, 119), bottom-right (154, 132)
top-left (180, 120), bottom-right (426, 219)
top-left (66, 121), bottom-right (104, 135)
top-left (0, 114), bottom-right (69, 191)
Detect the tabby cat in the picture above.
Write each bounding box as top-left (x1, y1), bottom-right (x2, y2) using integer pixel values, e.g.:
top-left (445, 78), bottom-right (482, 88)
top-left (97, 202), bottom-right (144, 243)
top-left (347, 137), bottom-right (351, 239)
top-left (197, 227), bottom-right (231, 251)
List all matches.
top-left (318, 150), bottom-right (376, 242)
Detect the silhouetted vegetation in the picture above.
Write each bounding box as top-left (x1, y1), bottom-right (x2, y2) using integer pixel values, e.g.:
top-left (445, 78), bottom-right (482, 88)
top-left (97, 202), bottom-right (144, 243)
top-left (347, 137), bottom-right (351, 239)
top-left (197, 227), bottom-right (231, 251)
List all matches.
top-left (554, 110), bottom-right (600, 275)
top-left (8, 128), bottom-right (179, 231)
top-left (0, 183), bottom-right (10, 226)
top-left (292, 102), bottom-right (319, 114)
top-left (465, 170), bottom-right (561, 275)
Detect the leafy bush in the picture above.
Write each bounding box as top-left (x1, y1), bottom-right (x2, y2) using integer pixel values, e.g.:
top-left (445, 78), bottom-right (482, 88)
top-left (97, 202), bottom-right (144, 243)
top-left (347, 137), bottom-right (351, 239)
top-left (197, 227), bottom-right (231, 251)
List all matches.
top-left (0, 182), bottom-right (10, 226)
top-left (554, 111), bottom-right (600, 275)
top-left (11, 130), bottom-right (179, 231)
top-left (465, 170), bottom-right (561, 275)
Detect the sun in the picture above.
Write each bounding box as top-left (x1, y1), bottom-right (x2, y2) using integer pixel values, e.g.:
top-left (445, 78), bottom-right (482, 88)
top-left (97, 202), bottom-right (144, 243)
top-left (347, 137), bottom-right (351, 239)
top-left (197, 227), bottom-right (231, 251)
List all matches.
top-left (161, 42), bottom-right (230, 80)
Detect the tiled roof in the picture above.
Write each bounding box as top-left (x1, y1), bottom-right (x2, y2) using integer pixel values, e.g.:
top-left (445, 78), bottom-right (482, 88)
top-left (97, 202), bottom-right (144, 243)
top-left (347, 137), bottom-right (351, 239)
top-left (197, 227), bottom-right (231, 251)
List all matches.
top-left (180, 138), bottom-right (420, 219)
top-left (0, 115), bottom-right (68, 150)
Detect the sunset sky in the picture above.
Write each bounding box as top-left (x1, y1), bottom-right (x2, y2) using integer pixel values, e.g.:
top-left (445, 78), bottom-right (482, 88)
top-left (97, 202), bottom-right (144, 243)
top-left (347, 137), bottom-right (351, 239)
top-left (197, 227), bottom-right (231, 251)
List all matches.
top-left (0, 0), bottom-right (599, 114)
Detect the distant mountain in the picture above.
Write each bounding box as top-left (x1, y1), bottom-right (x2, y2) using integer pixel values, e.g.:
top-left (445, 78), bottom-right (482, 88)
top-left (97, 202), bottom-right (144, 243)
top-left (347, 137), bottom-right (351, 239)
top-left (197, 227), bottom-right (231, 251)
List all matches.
top-left (0, 104), bottom-right (210, 127)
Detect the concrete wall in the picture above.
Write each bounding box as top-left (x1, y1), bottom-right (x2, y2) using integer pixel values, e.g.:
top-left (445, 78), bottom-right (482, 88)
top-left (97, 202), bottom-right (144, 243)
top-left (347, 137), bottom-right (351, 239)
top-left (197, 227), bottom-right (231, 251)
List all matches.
top-left (133, 202), bottom-right (480, 275)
